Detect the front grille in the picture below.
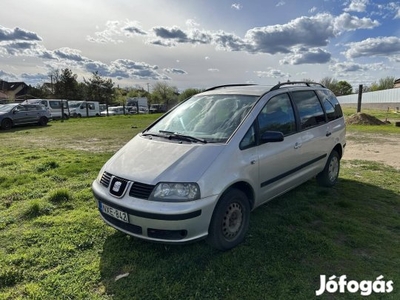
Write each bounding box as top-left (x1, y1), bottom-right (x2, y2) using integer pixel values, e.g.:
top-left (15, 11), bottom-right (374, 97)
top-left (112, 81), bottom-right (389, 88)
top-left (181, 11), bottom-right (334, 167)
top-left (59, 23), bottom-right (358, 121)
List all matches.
top-left (101, 172), bottom-right (154, 199)
top-left (129, 182), bottom-right (155, 199)
top-left (100, 172), bottom-right (112, 187)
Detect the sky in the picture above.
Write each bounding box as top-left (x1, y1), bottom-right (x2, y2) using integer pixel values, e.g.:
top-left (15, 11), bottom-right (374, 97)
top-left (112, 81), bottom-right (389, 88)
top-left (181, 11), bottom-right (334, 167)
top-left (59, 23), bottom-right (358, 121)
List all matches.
top-left (1, 0), bottom-right (400, 92)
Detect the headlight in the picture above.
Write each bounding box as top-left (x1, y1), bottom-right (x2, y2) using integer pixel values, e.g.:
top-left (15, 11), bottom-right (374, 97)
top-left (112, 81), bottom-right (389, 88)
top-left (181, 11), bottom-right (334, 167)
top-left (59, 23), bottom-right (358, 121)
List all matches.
top-left (149, 182), bottom-right (200, 202)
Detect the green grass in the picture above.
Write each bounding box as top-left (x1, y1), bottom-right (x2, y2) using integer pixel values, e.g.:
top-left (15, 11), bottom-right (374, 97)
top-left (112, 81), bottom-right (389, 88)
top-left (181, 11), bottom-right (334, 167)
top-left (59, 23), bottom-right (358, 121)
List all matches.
top-left (342, 107), bottom-right (400, 121)
top-left (1, 113), bottom-right (399, 299)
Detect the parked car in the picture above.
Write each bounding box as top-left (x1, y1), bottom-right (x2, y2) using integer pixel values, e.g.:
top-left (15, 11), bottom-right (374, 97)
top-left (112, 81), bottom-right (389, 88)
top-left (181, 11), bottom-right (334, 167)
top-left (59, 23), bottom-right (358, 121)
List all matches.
top-left (101, 106), bottom-right (125, 116)
top-left (92, 82), bottom-right (346, 250)
top-left (0, 103), bottom-right (52, 130)
top-left (69, 101), bottom-right (101, 117)
top-left (149, 103), bottom-right (167, 113)
top-left (22, 99), bottom-right (69, 119)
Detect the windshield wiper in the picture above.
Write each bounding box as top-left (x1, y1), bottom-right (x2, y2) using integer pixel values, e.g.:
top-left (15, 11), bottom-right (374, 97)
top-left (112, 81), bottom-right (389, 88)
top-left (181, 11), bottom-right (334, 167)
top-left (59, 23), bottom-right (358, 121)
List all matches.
top-left (158, 130), bottom-right (207, 143)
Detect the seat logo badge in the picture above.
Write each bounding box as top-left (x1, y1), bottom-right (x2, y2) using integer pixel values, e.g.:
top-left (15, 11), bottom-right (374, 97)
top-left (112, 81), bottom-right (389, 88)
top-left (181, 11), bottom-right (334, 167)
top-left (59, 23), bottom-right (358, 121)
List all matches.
top-left (112, 181), bottom-right (122, 193)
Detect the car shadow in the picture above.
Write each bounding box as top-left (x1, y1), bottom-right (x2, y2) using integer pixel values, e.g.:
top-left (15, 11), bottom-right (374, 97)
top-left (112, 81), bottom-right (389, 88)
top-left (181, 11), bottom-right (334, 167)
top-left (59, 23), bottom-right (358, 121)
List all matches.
top-left (98, 177), bottom-right (400, 299)
top-left (0, 123), bottom-right (53, 133)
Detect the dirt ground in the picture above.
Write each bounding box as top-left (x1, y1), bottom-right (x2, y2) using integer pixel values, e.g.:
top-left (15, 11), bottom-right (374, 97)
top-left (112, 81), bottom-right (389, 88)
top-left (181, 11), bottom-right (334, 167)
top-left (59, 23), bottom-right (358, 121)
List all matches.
top-left (343, 132), bottom-right (400, 170)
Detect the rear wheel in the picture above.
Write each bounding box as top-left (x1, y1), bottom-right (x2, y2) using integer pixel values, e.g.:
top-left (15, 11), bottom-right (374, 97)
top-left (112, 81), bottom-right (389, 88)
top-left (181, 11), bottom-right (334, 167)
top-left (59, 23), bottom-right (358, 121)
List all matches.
top-left (1, 118), bottom-right (13, 130)
top-left (317, 150), bottom-right (340, 187)
top-left (38, 117), bottom-right (48, 126)
top-left (207, 188), bottom-right (250, 251)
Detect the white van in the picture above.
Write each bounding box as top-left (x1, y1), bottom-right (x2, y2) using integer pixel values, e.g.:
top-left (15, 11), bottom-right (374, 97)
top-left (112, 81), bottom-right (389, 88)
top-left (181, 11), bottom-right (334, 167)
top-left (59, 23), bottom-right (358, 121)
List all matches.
top-left (22, 99), bottom-right (69, 119)
top-left (92, 82), bottom-right (346, 250)
top-left (69, 101), bottom-right (100, 117)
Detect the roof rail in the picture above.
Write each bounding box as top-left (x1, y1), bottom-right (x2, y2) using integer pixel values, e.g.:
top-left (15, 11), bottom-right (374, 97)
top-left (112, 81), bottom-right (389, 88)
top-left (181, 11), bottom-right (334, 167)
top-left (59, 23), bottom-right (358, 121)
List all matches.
top-left (204, 83), bottom-right (257, 92)
top-left (269, 81), bottom-right (326, 91)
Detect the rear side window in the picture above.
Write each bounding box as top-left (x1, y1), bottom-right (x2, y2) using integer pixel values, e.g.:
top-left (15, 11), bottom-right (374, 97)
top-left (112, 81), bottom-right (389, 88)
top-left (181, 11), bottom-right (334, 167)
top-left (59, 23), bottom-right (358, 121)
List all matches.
top-left (291, 91), bottom-right (325, 130)
top-left (316, 90), bottom-right (343, 121)
top-left (49, 101), bottom-right (61, 109)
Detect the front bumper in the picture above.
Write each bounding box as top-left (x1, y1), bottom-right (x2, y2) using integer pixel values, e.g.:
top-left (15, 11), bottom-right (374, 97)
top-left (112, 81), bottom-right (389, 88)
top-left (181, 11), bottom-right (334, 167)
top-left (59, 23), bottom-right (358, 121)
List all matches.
top-left (92, 180), bottom-right (218, 243)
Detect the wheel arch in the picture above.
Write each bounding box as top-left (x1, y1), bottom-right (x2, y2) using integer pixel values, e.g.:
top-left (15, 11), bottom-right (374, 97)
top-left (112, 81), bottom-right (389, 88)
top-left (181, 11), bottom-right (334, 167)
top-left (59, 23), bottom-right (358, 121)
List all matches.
top-left (218, 181), bottom-right (255, 210)
top-left (333, 143), bottom-right (343, 159)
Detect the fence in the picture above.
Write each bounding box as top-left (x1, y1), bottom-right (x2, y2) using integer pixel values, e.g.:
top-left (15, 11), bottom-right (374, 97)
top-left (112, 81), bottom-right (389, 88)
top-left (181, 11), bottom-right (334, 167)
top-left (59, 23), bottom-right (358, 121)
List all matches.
top-left (337, 88), bottom-right (400, 104)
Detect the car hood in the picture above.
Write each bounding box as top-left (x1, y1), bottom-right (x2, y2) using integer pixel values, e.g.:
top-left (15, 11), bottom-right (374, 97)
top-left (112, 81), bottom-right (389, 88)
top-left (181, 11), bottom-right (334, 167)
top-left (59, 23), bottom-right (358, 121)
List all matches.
top-left (104, 134), bottom-right (225, 184)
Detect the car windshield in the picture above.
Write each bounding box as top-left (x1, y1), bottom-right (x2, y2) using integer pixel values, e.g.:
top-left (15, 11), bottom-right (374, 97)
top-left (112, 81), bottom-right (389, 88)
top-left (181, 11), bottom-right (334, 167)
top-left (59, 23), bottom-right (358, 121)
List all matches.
top-left (69, 102), bottom-right (82, 108)
top-left (145, 94), bottom-right (258, 143)
top-left (0, 104), bottom-right (18, 112)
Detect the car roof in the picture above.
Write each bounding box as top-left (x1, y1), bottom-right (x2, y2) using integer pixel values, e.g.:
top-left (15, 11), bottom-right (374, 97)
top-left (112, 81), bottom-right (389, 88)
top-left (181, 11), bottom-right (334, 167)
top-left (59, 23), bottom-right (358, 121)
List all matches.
top-left (201, 82), bottom-right (327, 97)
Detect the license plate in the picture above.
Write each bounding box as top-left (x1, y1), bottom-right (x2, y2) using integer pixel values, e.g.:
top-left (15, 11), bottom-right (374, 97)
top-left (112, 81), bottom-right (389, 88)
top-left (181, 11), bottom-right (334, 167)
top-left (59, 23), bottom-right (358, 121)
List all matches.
top-left (101, 202), bottom-right (129, 223)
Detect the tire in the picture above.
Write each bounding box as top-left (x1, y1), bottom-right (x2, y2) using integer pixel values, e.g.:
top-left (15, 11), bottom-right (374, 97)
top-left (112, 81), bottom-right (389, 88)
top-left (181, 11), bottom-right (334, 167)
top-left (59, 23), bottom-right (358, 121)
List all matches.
top-left (38, 117), bottom-right (48, 126)
top-left (1, 118), bottom-right (13, 130)
top-left (207, 188), bottom-right (250, 251)
top-left (317, 150), bottom-right (340, 187)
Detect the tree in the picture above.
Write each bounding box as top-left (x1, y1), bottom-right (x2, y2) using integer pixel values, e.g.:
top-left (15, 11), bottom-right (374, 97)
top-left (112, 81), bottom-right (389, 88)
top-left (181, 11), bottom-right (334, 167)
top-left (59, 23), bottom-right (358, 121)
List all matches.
top-left (336, 81), bottom-right (353, 96)
top-left (52, 68), bottom-right (80, 99)
top-left (178, 88), bottom-right (203, 102)
top-left (367, 76), bottom-right (395, 92)
top-left (27, 84), bottom-right (50, 99)
top-left (319, 77), bottom-right (352, 96)
top-left (320, 77), bottom-right (339, 94)
top-left (84, 72), bottom-right (115, 105)
top-left (151, 82), bottom-right (178, 107)
top-left (378, 76), bottom-right (395, 90)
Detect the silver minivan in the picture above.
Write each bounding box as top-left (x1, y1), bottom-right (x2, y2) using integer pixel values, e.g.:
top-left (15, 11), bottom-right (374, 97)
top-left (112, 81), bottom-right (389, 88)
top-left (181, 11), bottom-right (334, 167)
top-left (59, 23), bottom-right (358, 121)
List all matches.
top-left (92, 82), bottom-right (346, 250)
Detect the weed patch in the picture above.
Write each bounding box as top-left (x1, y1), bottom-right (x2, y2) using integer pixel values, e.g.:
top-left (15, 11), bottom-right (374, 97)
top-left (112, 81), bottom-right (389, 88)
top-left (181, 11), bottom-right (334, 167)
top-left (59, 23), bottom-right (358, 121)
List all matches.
top-left (48, 188), bottom-right (71, 203)
top-left (35, 161), bottom-right (59, 173)
top-left (23, 200), bottom-right (54, 219)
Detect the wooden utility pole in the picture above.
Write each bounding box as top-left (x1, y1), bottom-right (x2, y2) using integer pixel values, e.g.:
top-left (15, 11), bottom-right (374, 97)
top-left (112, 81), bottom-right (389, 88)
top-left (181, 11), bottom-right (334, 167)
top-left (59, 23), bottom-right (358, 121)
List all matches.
top-left (357, 84), bottom-right (363, 113)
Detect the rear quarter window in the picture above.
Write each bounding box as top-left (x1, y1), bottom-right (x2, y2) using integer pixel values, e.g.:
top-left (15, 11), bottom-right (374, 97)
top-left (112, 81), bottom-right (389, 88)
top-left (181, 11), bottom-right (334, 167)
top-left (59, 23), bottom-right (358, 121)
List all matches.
top-left (316, 90), bottom-right (343, 121)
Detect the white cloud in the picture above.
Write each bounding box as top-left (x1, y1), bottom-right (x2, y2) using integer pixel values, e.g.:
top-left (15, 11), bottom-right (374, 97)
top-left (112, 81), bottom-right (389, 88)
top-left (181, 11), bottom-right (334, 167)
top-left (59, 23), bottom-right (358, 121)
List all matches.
top-left (231, 3), bottom-right (242, 10)
top-left (280, 48), bottom-right (331, 65)
top-left (255, 68), bottom-right (291, 78)
top-left (244, 14), bottom-right (336, 54)
top-left (309, 7), bottom-right (317, 13)
top-left (186, 19), bottom-right (200, 27)
top-left (395, 7), bottom-right (400, 19)
top-left (344, 0), bottom-right (369, 13)
top-left (86, 20), bottom-right (147, 44)
top-left (163, 68), bottom-right (188, 75)
top-left (334, 13), bottom-right (380, 32)
top-left (0, 26), bottom-right (42, 42)
top-left (0, 69), bottom-right (18, 80)
top-left (343, 36), bottom-right (400, 59)
top-left (276, 1), bottom-right (285, 7)
top-left (208, 68), bottom-right (219, 72)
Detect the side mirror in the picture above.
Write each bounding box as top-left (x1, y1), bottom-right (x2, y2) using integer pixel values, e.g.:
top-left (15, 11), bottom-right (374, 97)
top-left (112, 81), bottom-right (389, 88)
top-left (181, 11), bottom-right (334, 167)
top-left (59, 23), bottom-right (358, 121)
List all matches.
top-left (261, 131), bottom-right (284, 143)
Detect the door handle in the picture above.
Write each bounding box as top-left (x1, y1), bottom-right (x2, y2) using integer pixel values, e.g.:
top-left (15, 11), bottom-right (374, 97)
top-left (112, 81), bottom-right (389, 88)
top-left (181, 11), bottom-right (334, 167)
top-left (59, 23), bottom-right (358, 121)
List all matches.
top-left (326, 132), bottom-right (332, 137)
top-left (294, 142), bottom-right (302, 149)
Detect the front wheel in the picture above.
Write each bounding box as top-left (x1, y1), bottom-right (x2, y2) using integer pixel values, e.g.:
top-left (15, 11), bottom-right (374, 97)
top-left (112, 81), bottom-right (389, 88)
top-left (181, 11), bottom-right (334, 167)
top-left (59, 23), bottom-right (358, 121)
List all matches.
top-left (207, 188), bottom-right (250, 251)
top-left (317, 150), bottom-right (340, 187)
